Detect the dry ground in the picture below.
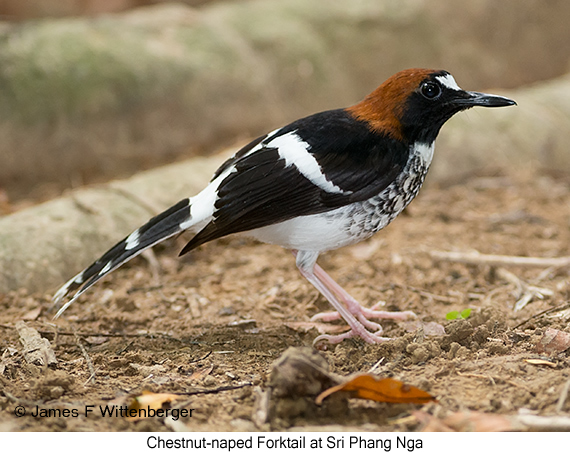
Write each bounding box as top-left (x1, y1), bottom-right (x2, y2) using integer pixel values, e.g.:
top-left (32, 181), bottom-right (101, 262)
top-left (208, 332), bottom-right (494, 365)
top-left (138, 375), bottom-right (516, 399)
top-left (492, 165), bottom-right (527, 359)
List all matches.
top-left (1, 169), bottom-right (570, 431)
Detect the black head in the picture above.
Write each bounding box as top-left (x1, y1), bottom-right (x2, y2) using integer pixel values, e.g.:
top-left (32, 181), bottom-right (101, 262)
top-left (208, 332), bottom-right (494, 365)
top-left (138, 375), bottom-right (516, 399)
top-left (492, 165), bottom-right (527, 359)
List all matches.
top-left (348, 69), bottom-right (516, 144)
top-left (400, 70), bottom-right (516, 143)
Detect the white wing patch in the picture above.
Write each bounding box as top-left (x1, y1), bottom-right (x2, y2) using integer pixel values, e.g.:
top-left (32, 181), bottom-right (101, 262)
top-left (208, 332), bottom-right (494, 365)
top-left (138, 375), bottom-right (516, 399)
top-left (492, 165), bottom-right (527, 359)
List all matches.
top-left (272, 132), bottom-right (351, 195)
top-left (436, 74), bottom-right (461, 91)
top-left (185, 166), bottom-right (235, 229)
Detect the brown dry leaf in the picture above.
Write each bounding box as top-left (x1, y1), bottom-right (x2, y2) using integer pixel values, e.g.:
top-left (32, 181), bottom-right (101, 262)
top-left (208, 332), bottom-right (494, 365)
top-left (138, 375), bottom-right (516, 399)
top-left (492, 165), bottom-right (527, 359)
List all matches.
top-left (126, 391), bottom-right (179, 421)
top-left (20, 306), bottom-right (42, 321)
top-left (524, 358), bottom-right (557, 368)
top-left (534, 328), bottom-right (570, 354)
top-left (315, 374), bottom-right (435, 405)
top-left (189, 364), bottom-right (214, 380)
top-left (15, 321), bottom-right (57, 366)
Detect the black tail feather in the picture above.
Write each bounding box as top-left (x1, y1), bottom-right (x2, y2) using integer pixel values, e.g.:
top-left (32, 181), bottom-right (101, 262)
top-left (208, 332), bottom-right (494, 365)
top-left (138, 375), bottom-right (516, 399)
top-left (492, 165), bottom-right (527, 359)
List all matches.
top-left (53, 198), bottom-right (192, 316)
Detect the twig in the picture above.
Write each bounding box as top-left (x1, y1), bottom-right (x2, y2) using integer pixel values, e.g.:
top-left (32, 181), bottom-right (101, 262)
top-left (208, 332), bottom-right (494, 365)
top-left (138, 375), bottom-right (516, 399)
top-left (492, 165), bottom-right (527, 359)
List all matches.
top-left (513, 302), bottom-right (570, 330)
top-left (1, 324), bottom-right (180, 340)
top-left (189, 351), bottom-right (212, 364)
top-left (104, 185), bottom-right (162, 216)
top-left (368, 357), bottom-right (386, 374)
top-left (252, 387), bottom-right (270, 428)
top-left (389, 282), bottom-right (460, 303)
top-left (430, 250), bottom-right (570, 268)
top-left (75, 333), bottom-right (96, 385)
top-left (173, 382), bottom-right (252, 398)
top-left (515, 413), bottom-right (570, 431)
top-left (496, 268), bottom-right (554, 311)
top-left (456, 371), bottom-right (531, 392)
top-left (457, 371), bottom-right (496, 386)
top-left (556, 377), bottom-right (570, 413)
top-left (45, 329), bottom-right (184, 342)
top-left (141, 249), bottom-right (161, 283)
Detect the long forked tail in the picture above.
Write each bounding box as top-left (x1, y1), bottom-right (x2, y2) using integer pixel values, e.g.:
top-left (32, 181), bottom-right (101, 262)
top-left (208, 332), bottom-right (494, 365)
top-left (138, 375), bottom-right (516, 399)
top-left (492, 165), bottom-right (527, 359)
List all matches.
top-left (52, 197), bottom-right (195, 318)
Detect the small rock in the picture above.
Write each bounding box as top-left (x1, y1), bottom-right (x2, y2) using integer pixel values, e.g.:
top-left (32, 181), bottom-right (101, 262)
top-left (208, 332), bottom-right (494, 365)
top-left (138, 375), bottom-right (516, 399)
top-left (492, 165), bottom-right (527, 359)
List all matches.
top-left (50, 386), bottom-right (65, 399)
top-left (202, 375), bottom-right (217, 387)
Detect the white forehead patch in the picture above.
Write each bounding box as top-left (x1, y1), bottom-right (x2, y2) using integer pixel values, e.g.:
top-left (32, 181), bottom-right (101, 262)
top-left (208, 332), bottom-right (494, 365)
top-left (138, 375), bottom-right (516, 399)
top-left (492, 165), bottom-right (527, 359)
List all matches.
top-left (436, 74), bottom-right (462, 91)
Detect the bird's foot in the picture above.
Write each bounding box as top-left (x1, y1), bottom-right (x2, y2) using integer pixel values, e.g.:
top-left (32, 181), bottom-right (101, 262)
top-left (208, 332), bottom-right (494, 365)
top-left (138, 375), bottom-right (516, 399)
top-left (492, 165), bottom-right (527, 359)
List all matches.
top-left (296, 254), bottom-right (416, 345)
top-left (310, 301), bottom-right (416, 345)
top-left (311, 300), bottom-right (416, 324)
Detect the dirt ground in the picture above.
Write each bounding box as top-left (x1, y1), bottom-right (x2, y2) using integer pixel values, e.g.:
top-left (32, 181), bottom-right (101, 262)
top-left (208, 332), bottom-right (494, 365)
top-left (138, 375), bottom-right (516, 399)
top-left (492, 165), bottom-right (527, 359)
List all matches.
top-left (1, 168), bottom-right (570, 432)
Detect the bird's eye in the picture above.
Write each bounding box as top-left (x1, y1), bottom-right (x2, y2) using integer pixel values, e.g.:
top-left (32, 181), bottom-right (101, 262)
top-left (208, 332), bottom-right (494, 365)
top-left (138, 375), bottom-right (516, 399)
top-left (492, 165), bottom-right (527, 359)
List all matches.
top-left (421, 82), bottom-right (441, 100)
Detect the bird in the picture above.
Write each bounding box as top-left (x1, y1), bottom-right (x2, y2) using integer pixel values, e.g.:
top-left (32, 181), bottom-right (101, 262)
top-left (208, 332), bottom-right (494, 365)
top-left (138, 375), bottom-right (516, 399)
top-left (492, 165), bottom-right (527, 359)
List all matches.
top-left (52, 68), bottom-right (516, 345)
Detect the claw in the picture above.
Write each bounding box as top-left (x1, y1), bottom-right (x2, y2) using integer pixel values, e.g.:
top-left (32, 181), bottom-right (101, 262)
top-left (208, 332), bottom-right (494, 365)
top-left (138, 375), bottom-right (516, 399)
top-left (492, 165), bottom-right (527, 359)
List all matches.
top-left (295, 250), bottom-right (416, 345)
top-left (313, 329), bottom-right (392, 346)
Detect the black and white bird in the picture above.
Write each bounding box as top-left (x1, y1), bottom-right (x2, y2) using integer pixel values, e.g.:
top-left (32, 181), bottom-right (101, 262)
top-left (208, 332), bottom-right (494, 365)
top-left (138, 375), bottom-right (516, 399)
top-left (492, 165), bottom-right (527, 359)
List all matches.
top-left (53, 68), bottom-right (516, 344)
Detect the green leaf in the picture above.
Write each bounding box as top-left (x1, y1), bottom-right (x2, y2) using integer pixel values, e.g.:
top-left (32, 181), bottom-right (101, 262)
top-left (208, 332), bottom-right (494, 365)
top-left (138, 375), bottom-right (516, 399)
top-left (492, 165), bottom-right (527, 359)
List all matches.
top-left (460, 308), bottom-right (472, 319)
top-left (446, 311), bottom-right (460, 320)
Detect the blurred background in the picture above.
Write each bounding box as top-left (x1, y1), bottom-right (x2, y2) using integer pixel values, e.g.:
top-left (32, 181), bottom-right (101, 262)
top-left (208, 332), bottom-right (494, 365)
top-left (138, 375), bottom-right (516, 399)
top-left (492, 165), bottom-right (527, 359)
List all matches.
top-left (0, 0), bottom-right (569, 204)
top-left (2, 2), bottom-right (570, 432)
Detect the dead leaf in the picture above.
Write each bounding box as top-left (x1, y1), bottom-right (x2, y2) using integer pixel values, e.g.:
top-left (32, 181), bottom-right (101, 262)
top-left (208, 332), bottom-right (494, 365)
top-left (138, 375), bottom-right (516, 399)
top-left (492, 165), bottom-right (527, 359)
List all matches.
top-left (315, 374), bottom-right (435, 405)
top-left (524, 358), bottom-right (557, 368)
top-left (126, 391), bottom-right (179, 421)
top-left (535, 328), bottom-right (570, 354)
top-left (189, 364), bottom-right (214, 380)
top-left (15, 321), bottom-right (57, 366)
top-left (134, 391), bottom-right (179, 409)
top-left (20, 306), bottom-right (42, 321)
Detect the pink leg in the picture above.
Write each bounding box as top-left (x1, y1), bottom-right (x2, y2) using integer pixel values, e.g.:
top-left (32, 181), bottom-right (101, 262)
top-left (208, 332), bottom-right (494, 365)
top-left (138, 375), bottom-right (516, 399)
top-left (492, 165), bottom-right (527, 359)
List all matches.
top-left (294, 250), bottom-right (413, 345)
top-left (310, 263), bottom-right (416, 325)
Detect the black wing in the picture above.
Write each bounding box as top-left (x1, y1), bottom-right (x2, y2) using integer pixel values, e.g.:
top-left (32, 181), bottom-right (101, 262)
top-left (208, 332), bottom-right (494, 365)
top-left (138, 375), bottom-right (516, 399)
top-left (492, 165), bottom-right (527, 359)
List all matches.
top-left (180, 109), bottom-right (409, 253)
